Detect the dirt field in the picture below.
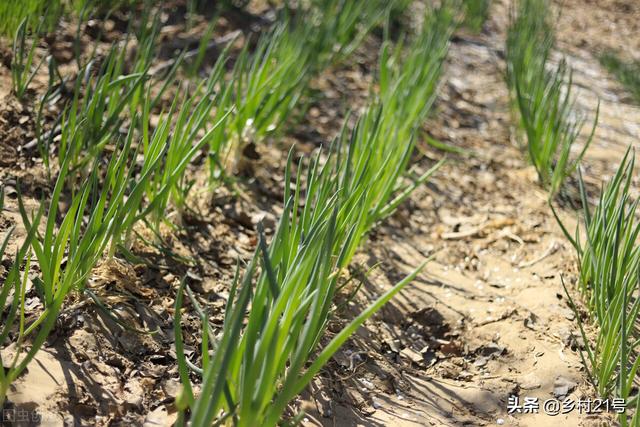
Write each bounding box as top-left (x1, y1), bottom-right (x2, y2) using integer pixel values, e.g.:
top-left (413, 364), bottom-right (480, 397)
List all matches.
top-left (0, 0), bottom-right (639, 426)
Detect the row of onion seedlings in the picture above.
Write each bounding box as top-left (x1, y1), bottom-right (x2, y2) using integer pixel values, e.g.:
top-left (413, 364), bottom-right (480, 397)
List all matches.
top-left (554, 150), bottom-right (640, 426)
top-left (506, 0), bottom-right (640, 423)
top-left (173, 4), bottom-right (455, 425)
top-left (505, 0), bottom-right (597, 197)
